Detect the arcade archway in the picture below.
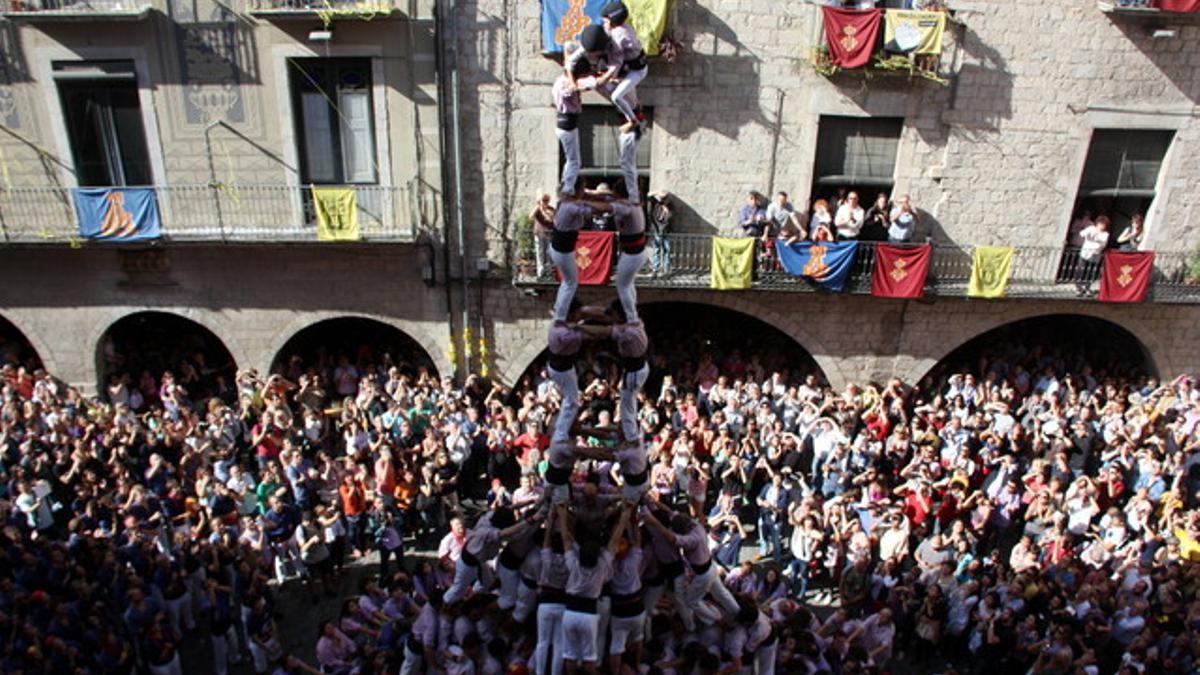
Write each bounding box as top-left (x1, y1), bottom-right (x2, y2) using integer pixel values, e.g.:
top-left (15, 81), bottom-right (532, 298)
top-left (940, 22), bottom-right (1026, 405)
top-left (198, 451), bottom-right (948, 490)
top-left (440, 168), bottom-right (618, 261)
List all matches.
top-left (918, 314), bottom-right (1157, 389)
top-left (97, 312), bottom-right (238, 406)
top-left (270, 317), bottom-right (439, 389)
top-left (0, 314), bottom-right (43, 371)
top-left (511, 301), bottom-right (827, 397)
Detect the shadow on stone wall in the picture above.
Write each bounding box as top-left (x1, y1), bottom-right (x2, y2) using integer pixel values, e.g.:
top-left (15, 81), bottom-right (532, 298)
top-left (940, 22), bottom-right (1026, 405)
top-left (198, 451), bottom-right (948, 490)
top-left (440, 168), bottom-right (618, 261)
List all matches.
top-left (651, 0), bottom-right (770, 141)
top-left (945, 24), bottom-right (1014, 132)
top-left (0, 21), bottom-right (30, 84)
top-left (1112, 21), bottom-right (1200, 103)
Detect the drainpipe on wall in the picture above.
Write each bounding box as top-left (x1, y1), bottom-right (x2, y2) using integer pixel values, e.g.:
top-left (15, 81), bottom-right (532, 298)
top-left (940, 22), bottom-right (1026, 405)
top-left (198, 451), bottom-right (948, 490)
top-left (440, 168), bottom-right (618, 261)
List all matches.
top-left (434, 0), bottom-right (461, 379)
top-left (449, 0), bottom-right (471, 383)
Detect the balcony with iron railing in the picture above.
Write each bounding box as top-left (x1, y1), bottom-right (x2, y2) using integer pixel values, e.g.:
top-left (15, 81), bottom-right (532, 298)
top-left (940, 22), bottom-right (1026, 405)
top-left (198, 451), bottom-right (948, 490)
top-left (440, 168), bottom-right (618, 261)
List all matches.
top-left (2, 0), bottom-right (154, 20)
top-left (512, 233), bottom-right (1200, 304)
top-left (244, 0), bottom-right (404, 19)
top-left (0, 183), bottom-right (422, 243)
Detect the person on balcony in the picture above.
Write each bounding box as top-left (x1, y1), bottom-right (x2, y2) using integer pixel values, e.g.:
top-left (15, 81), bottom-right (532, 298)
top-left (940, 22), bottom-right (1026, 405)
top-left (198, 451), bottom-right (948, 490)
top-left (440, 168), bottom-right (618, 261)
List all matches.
top-left (1077, 215), bottom-right (1110, 296)
top-left (861, 193), bottom-right (891, 242)
top-left (809, 199), bottom-right (835, 242)
top-left (1117, 214), bottom-right (1145, 252)
top-left (888, 194), bottom-right (920, 244)
top-left (646, 191), bottom-right (673, 276)
top-left (834, 191), bottom-right (865, 240)
top-left (530, 193), bottom-right (556, 278)
top-left (737, 191), bottom-right (768, 238)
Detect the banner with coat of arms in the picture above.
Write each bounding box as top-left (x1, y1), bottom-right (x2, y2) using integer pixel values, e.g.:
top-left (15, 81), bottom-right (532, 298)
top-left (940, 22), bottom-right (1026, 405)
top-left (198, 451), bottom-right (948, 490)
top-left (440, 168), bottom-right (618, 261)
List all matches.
top-left (821, 7), bottom-right (883, 69)
top-left (541, 0), bottom-right (670, 55)
top-left (555, 230), bottom-right (615, 285)
top-left (871, 244), bottom-right (931, 298)
top-left (1099, 251), bottom-right (1154, 303)
top-left (73, 188), bottom-right (162, 241)
top-left (776, 240), bottom-right (859, 292)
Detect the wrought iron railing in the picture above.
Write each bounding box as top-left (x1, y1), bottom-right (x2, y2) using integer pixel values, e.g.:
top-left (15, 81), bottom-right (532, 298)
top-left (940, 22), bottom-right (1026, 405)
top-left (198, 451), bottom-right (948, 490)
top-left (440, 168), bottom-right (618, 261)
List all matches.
top-left (245, 0), bottom-right (402, 12)
top-left (2, 0), bottom-right (151, 14)
top-left (513, 233), bottom-right (1200, 304)
top-left (0, 184), bottom-right (420, 243)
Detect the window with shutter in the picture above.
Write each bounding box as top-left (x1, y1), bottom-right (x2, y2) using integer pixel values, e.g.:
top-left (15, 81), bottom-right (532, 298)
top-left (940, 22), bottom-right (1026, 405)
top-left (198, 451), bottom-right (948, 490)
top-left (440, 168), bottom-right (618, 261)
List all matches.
top-left (563, 106), bottom-right (652, 198)
top-left (289, 58), bottom-right (377, 185)
top-left (55, 60), bottom-right (153, 187)
top-left (1068, 129), bottom-right (1173, 236)
top-left (811, 116), bottom-right (903, 204)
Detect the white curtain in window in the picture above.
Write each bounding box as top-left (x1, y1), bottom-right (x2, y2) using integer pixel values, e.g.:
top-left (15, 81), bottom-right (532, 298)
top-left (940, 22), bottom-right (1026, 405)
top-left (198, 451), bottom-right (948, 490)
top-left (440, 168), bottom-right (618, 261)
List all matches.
top-left (301, 92), bottom-right (337, 183)
top-left (338, 89), bottom-right (375, 184)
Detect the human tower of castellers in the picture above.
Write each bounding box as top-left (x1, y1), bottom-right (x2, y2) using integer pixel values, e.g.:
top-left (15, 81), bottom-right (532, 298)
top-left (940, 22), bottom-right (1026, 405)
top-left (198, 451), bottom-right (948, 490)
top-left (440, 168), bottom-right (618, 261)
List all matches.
top-left (403, 4), bottom-right (780, 674)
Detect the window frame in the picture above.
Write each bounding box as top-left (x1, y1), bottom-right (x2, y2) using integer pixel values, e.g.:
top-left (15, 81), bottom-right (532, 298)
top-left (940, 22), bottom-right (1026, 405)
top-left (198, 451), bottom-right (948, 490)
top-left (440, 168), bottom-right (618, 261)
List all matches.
top-left (53, 60), bottom-right (154, 188)
top-left (288, 57), bottom-right (379, 186)
top-left (811, 116), bottom-right (904, 199)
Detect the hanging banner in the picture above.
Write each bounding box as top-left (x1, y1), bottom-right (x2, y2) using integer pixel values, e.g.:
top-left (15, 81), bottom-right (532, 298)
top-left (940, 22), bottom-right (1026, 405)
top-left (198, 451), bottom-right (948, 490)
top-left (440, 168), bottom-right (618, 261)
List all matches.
top-left (1156, 0), bottom-right (1200, 12)
top-left (710, 236), bottom-right (755, 290)
top-left (554, 230), bottom-right (615, 285)
top-left (776, 241), bottom-right (859, 292)
top-left (871, 244), bottom-right (931, 298)
top-left (822, 6), bottom-right (883, 69)
top-left (967, 246), bottom-right (1014, 299)
top-left (313, 187), bottom-right (360, 241)
top-left (73, 188), bottom-right (162, 241)
top-left (1099, 250), bottom-right (1155, 303)
top-left (542, 0), bottom-right (606, 54)
top-left (883, 10), bottom-right (946, 55)
top-left (625, 0), bottom-right (670, 56)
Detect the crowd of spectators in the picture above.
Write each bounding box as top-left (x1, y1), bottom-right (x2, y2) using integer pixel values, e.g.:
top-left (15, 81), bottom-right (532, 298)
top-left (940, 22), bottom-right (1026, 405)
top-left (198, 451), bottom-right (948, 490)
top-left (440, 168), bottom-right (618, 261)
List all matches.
top-left (2, 316), bottom-right (1199, 675)
top-left (734, 189), bottom-right (921, 247)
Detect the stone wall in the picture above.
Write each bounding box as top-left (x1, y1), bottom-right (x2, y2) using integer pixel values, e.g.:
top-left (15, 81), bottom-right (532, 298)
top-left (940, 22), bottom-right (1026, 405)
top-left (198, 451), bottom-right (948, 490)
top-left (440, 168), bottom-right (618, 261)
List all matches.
top-left (0, 1), bottom-right (442, 232)
top-left (4, 245), bottom-right (1197, 394)
top-left (451, 0), bottom-right (1200, 260)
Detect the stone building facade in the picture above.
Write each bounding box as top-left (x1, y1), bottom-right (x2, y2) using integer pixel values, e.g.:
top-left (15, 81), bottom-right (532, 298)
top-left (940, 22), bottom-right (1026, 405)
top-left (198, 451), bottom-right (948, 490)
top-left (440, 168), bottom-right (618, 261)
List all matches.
top-left (0, 0), bottom-right (1199, 392)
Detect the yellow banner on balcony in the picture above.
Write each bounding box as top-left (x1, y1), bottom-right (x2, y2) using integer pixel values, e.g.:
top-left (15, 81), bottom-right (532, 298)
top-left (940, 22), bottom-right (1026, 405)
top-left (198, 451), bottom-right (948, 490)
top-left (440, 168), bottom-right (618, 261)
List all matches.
top-left (883, 10), bottom-right (946, 56)
top-left (711, 237), bottom-right (755, 290)
top-left (313, 187), bottom-right (359, 241)
top-left (968, 246), bottom-right (1014, 299)
top-left (626, 0), bottom-right (670, 57)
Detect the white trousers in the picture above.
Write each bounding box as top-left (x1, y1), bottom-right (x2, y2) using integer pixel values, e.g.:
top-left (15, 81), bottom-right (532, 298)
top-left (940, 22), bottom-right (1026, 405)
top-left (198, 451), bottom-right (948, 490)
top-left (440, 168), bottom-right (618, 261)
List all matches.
top-left (609, 611), bottom-right (645, 654)
top-left (612, 66), bottom-right (647, 125)
top-left (149, 654), bottom-right (183, 675)
top-left (165, 592), bottom-right (195, 634)
top-left (497, 561), bottom-right (520, 611)
top-left (619, 363), bottom-right (649, 440)
top-left (211, 625), bottom-right (240, 675)
top-left (561, 608), bottom-right (600, 663)
top-left (557, 127), bottom-right (581, 196)
top-left (684, 565), bottom-right (740, 629)
top-left (595, 596), bottom-right (611, 661)
top-left (618, 129), bottom-right (640, 204)
top-left (535, 602), bottom-right (566, 675)
top-left (615, 247), bottom-right (646, 322)
top-left (756, 640), bottom-right (778, 675)
top-left (548, 364), bottom-right (580, 443)
top-left (399, 641), bottom-right (422, 675)
top-left (444, 557), bottom-right (490, 604)
top-left (515, 582), bottom-right (538, 623)
top-left (549, 247), bottom-right (578, 322)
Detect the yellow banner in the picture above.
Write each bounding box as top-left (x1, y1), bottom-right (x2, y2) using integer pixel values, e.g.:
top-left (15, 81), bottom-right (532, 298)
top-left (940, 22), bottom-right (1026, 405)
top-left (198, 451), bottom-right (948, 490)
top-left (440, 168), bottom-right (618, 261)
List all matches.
top-left (626, 0), bottom-right (670, 57)
top-left (711, 237), bottom-right (755, 290)
top-left (968, 246), bottom-right (1014, 299)
top-left (884, 10), bottom-right (946, 56)
top-left (313, 187), bottom-right (359, 241)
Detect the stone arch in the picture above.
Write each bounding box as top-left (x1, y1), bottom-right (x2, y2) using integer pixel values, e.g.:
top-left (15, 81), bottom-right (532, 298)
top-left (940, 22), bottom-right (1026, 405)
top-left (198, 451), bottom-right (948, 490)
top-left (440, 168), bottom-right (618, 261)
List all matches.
top-left (267, 315), bottom-right (443, 380)
top-left (95, 310), bottom-right (239, 402)
top-left (906, 311), bottom-right (1159, 386)
top-left (0, 312), bottom-right (48, 372)
top-left (503, 296), bottom-right (837, 388)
